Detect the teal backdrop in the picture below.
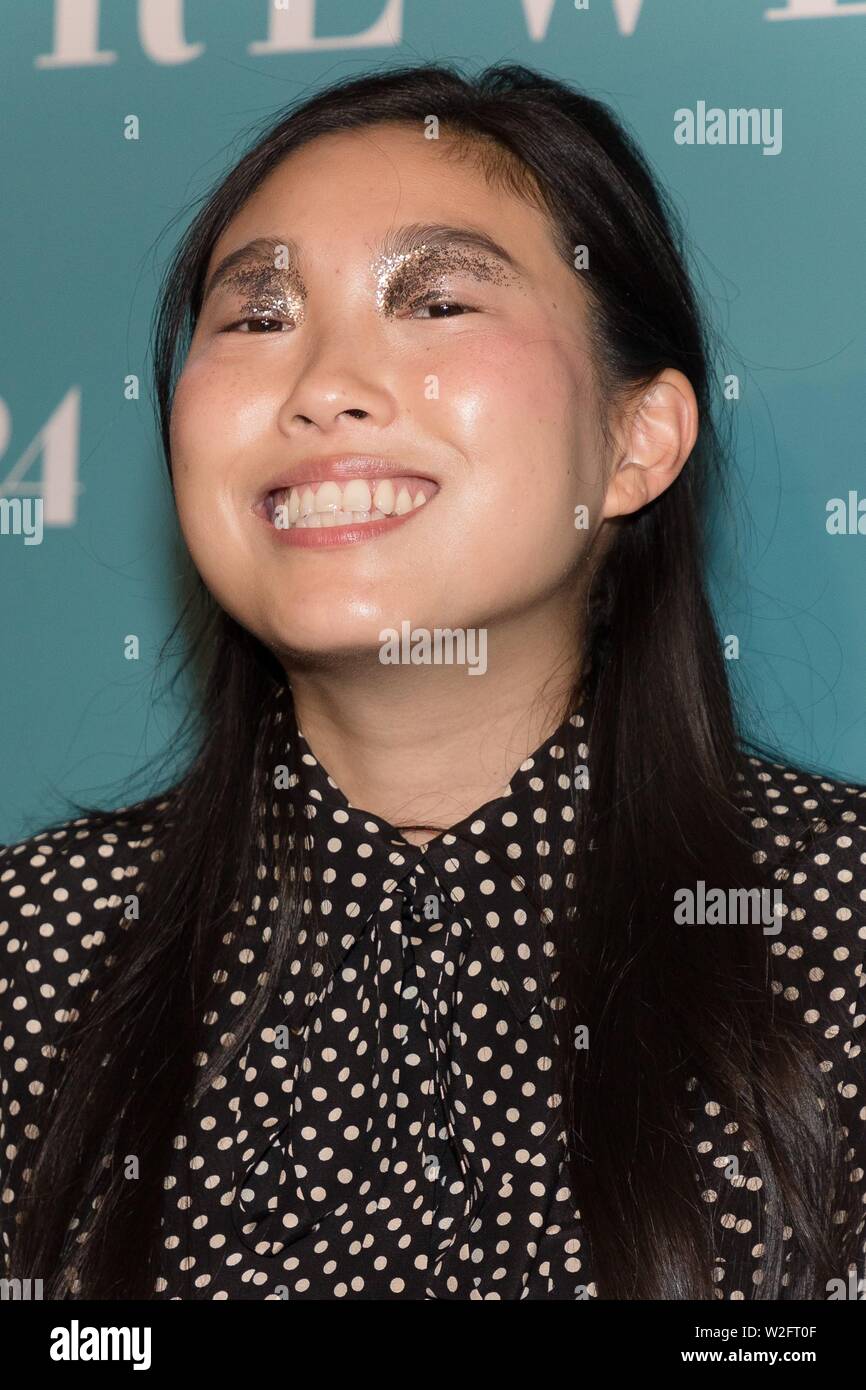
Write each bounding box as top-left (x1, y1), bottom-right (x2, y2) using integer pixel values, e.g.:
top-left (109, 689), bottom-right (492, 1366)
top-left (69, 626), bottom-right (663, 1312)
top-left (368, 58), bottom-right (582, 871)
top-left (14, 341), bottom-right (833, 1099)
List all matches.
top-left (1, 0), bottom-right (864, 844)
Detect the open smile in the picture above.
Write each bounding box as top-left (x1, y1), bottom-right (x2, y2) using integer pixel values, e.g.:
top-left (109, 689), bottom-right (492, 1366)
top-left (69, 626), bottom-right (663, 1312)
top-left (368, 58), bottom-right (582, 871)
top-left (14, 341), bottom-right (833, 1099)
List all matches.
top-left (253, 474), bottom-right (440, 548)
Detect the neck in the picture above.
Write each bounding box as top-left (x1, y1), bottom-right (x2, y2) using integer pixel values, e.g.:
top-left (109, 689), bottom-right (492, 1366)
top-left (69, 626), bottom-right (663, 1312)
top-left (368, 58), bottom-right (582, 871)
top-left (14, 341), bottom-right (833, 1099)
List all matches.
top-left (282, 603), bottom-right (585, 842)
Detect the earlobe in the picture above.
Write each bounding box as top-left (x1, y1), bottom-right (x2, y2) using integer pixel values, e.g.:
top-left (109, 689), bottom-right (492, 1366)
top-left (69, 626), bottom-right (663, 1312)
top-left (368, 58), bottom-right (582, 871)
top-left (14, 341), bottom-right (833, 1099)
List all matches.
top-left (601, 457), bottom-right (651, 520)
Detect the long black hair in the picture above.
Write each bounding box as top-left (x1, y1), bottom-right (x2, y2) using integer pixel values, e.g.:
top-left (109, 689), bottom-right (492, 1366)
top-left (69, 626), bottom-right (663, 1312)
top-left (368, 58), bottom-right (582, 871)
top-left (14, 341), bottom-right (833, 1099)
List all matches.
top-left (8, 61), bottom-right (853, 1299)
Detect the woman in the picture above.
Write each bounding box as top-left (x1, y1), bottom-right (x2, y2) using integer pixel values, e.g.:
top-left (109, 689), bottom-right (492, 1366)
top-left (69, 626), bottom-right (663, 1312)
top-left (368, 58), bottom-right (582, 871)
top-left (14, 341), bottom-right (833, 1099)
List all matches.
top-left (1, 62), bottom-right (863, 1302)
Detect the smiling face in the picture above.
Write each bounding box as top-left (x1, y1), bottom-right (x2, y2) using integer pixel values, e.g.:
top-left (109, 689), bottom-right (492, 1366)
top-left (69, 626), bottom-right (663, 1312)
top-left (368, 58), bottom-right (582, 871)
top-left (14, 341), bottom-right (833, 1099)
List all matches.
top-left (169, 123), bottom-right (611, 664)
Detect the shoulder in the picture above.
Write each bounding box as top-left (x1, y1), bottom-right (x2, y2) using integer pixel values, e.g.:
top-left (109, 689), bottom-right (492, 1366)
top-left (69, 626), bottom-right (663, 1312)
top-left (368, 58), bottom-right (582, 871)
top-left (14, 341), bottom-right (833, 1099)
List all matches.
top-left (0, 797), bottom-right (175, 1074)
top-left (0, 797), bottom-right (178, 1258)
top-left (733, 749), bottom-right (866, 911)
top-left (0, 797), bottom-right (174, 964)
top-left (733, 748), bottom-right (865, 1062)
top-left (735, 747), bottom-right (866, 835)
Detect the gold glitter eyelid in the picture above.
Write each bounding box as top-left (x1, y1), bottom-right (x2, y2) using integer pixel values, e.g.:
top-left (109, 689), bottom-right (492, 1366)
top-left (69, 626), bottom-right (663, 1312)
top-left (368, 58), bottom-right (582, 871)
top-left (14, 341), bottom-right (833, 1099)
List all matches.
top-left (237, 291), bottom-right (304, 320)
top-left (221, 264), bottom-right (306, 323)
top-left (372, 243), bottom-right (514, 315)
top-left (218, 244), bottom-right (513, 321)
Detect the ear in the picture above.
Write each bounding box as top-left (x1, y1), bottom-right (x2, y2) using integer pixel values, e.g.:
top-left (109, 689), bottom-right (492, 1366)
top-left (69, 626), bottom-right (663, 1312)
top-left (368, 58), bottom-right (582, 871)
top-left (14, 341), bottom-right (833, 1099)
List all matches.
top-left (601, 369), bottom-right (699, 520)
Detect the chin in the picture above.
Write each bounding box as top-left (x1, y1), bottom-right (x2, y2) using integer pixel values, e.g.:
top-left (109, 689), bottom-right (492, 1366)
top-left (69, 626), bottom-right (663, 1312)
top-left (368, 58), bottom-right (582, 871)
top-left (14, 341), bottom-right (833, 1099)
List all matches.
top-left (258, 615), bottom-right (402, 665)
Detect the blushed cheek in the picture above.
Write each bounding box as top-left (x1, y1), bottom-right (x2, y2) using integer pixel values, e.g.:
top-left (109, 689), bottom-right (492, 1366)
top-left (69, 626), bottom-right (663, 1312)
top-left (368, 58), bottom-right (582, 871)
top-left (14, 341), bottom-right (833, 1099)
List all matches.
top-left (453, 325), bottom-right (584, 427)
top-left (169, 391), bottom-right (220, 551)
top-left (435, 331), bottom-right (533, 429)
top-left (444, 332), bottom-right (591, 495)
top-left (172, 365), bottom-right (280, 527)
top-left (435, 334), bottom-right (601, 592)
top-left (169, 367), bottom-right (212, 485)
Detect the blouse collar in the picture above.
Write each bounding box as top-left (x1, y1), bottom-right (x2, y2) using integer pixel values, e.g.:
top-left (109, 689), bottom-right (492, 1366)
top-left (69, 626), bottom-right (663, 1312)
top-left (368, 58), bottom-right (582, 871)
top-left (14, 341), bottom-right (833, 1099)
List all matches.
top-left (267, 683), bottom-right (588, 1026)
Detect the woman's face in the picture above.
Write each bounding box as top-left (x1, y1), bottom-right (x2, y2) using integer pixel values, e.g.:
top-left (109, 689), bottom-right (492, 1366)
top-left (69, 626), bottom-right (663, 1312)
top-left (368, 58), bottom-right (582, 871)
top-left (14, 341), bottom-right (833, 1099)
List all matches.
top-left (170, 124), bottom-right (609, 661)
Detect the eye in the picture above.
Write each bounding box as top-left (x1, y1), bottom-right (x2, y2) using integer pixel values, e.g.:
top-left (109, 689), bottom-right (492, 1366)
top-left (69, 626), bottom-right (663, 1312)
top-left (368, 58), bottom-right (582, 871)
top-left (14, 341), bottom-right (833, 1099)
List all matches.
top-left (408, 295), bottom-right (475, 320)
top-left (222, 316), bottom-right (291, 333)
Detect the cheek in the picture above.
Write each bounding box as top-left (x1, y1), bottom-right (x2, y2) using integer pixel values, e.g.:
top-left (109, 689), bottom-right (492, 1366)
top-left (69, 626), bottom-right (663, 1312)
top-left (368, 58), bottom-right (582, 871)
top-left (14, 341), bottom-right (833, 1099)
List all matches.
top-left (171, 359), bottom-right (267, 522)
top-left (169, 366), bottom-right (262, 604)
top-left (170, 358), bottom-right (270, 485)
top-left (435, 327), bottom-right (595, 474)
top-left (428, 331), bottom-right (602, 564)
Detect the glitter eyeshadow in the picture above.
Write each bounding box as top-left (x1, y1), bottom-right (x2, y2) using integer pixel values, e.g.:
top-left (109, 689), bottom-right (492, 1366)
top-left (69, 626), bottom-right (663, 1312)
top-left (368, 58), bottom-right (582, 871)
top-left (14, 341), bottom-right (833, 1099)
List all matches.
top-left (215, 242), bottom-right (514, 322)
top-left (220, 262), bottom-right (306, 323)
top-left (372, 243), bottom-right (514, 315)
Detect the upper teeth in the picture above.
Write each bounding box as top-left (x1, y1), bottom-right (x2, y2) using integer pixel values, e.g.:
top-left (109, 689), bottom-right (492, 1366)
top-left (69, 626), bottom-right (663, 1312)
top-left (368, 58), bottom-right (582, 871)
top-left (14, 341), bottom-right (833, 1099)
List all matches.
top-left (268, 477), bottom-right (432, 528)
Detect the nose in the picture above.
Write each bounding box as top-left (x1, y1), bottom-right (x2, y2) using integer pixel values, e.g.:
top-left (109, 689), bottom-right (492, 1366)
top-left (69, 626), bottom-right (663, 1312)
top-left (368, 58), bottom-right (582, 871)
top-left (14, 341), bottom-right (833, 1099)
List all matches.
top-left (276, 315), bottom-right (396, 435)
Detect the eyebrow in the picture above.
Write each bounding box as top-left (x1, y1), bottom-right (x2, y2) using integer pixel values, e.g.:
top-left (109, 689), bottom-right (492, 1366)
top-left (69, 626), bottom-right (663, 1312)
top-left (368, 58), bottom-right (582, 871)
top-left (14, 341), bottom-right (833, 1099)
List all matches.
top-left (199, 223), bottom-right (527, 306)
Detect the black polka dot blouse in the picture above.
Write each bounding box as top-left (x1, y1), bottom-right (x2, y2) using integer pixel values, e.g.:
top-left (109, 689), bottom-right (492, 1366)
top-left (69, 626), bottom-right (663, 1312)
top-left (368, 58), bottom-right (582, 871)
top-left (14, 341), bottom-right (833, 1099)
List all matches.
top-left (1, 695), bottom-right (864, 1300)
